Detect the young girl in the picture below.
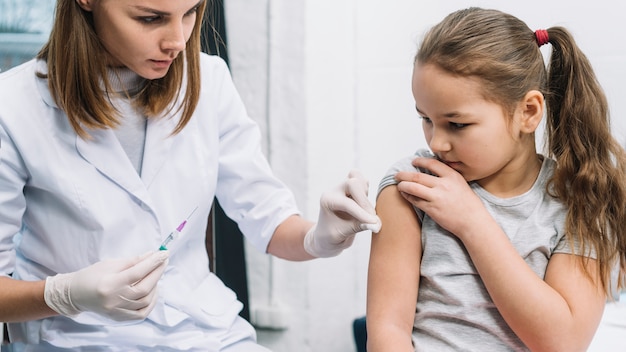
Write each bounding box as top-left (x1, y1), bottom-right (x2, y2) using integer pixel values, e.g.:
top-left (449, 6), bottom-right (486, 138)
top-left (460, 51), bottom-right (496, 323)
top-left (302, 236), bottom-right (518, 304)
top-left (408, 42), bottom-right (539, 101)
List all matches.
top-left (0, 0), bottom-right (380, 350)
top-left (367, 7), bottom-right (626, 351)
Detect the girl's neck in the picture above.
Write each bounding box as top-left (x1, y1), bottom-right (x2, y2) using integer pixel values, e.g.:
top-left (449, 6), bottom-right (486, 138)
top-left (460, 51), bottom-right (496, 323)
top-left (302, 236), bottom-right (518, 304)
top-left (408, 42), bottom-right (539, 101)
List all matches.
top-left (478, 152), bottom-right (543, 198)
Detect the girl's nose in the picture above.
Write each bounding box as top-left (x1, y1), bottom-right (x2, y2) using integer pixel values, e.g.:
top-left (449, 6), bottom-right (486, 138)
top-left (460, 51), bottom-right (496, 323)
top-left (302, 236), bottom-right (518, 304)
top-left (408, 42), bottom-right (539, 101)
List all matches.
top-left (428, 128), bottom-right (452, 153)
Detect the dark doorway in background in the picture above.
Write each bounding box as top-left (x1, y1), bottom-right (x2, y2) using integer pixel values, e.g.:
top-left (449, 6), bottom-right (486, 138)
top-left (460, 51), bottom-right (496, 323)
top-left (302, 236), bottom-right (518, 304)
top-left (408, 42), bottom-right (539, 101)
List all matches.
top-left (201, 0), bottom-right (251, 322)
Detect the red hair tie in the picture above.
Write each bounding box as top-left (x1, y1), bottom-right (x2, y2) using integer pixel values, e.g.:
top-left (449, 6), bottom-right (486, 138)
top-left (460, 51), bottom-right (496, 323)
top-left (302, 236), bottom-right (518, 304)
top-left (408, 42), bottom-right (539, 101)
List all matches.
top-left (535, 29), bottom-right (549, 47)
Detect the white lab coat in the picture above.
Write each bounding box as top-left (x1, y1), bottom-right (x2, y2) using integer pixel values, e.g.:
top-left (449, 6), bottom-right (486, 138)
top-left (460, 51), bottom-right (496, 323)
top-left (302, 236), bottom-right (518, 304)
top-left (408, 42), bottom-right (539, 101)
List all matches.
top-left (0, 54), bottom-right (299, 351)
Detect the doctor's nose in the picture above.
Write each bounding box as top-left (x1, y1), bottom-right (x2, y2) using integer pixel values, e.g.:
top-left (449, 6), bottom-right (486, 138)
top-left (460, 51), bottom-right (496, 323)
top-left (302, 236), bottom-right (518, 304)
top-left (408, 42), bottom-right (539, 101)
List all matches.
top-left (161, 23), bottom-right (187, 53)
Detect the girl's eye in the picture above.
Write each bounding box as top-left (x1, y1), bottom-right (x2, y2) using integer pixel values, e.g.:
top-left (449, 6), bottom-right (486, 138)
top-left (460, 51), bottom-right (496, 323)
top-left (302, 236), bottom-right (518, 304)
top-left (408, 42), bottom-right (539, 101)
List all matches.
top-left (419, 116), bottom-right (432, 124)
top-left (450, 122), bottom-right (468, 130)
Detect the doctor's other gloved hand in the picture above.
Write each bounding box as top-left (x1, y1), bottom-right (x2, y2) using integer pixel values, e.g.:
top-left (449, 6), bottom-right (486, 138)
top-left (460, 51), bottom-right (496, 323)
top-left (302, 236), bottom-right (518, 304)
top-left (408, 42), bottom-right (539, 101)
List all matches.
top-left (304, 169), bottom-right (382, 258)
top-left (44, 251), bottom-right (169, 321)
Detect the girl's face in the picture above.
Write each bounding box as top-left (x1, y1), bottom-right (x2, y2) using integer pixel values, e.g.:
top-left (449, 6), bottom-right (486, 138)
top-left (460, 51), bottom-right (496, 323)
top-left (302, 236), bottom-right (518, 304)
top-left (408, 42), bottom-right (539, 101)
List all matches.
top-left (412, 63), bottom-right (537, 191)
top-left (78, 0), bottom-right (203, 79)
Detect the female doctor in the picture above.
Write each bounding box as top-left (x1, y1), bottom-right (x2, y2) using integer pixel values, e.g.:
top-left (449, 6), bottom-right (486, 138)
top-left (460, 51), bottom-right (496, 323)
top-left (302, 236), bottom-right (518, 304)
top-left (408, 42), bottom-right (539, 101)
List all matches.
top-left (0, 0), bottom-right (381, 350)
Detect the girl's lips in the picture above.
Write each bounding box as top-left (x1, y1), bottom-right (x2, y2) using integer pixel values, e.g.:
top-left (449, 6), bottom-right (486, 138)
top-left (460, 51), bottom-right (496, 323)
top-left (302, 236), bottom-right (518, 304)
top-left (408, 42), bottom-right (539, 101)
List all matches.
top-left (442, 159), bottom-right (462, 169)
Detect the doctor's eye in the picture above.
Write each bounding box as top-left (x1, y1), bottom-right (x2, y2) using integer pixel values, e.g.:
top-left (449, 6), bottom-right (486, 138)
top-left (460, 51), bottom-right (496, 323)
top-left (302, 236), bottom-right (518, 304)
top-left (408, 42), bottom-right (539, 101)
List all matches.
top-left (185, 4), bottom-right (201, 16)
top-left (138, 16), bottom-right (162, 24)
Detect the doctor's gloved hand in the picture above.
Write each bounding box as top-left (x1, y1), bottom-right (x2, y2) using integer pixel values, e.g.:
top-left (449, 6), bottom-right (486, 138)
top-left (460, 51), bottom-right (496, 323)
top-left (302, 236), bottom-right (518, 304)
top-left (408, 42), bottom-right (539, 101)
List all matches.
top-left (304, 169), bottom-right (382, 258)
top-left (44, 251), bottom-right (169, 321)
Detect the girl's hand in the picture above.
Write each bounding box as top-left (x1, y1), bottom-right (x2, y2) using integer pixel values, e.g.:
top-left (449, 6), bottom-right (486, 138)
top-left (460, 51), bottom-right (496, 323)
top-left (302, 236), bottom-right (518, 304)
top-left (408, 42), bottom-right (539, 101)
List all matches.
top-left (394, 157), bottom-right (489, 239)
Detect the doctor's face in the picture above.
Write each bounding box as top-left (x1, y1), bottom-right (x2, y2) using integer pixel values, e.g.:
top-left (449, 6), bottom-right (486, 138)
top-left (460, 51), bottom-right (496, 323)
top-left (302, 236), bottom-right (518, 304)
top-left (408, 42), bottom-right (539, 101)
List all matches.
top-left (77, 0), bottom-right (203, 79)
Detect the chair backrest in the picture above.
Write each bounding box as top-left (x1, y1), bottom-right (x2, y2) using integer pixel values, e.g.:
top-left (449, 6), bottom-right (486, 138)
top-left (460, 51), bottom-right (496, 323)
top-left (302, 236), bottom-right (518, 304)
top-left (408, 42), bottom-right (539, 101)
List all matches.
top-left (207, 200), bottom-right (250, 321)
top-left (205, 206), bottom-right (216, 272)
top-left (2, 322), bottom-right (8, 346)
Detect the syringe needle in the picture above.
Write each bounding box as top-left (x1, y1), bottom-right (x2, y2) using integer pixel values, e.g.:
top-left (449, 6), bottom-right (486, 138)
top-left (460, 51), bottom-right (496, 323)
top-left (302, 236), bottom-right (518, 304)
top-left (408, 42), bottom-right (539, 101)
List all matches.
top-left (186, 206), bottom-right (199, 222)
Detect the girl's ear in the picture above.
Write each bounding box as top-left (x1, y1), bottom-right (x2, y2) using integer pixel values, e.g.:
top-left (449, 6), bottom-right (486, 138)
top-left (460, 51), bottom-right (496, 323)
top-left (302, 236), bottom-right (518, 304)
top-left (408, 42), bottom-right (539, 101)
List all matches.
top-left (518, 90), bottom-right (544, 133)
top-left (76, 0), bottom-right (94, 11)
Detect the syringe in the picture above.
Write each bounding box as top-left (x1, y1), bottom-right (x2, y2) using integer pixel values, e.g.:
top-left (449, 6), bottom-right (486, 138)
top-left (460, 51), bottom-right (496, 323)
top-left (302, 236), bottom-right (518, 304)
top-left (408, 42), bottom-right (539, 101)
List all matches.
top-left (159, 206), bottom-right (198, 251)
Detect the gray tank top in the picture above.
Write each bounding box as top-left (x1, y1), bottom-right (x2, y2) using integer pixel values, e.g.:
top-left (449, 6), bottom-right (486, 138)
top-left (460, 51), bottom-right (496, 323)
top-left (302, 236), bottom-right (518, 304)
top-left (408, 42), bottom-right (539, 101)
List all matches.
top-left (378, 149), bottom-right (585, 351)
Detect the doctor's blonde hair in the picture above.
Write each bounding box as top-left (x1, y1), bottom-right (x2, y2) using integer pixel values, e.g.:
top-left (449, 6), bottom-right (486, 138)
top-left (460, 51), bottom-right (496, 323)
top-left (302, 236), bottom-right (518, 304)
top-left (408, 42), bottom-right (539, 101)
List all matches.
top-left (36, 0), bottom-right (207, 138)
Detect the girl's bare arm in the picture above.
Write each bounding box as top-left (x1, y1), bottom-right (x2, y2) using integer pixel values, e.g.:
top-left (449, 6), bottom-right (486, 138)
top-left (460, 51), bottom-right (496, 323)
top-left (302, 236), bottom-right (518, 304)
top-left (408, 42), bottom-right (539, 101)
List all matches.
top-left (366, 185), bottom-right (421, 352)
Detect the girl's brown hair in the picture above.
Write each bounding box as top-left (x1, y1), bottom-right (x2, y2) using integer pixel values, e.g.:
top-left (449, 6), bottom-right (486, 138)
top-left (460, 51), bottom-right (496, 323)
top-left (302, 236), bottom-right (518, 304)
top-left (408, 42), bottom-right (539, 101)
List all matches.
top-left (36, 0), bottom-right (208, 138)
top-left (416, 7), bottom-right (626, 296)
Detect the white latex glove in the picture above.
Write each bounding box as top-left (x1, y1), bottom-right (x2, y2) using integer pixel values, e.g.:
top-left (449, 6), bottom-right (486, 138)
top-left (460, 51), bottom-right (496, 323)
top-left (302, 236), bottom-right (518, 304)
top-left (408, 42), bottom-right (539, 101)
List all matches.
top-left (304, 169), bottom-right (382, 258)
top-left (44, 251), bottom-right (169, 321)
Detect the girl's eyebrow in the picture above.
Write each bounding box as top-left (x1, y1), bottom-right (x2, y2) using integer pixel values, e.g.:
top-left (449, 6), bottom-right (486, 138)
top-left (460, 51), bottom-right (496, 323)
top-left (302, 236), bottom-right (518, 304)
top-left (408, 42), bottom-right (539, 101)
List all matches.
top-left (416, 106), bottom-right (462, 119)
top-left (133, 0), bottom-right (204, 16)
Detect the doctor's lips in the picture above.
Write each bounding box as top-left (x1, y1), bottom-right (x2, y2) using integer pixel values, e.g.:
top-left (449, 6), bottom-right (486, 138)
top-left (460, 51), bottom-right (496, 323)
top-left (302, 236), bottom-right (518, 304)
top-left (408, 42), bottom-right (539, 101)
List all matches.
top-left (151, 59), bottom-right (174, 69)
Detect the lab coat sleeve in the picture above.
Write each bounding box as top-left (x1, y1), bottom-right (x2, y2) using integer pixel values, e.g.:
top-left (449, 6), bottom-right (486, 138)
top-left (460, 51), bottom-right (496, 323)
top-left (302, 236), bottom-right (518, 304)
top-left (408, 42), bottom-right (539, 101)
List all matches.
top-left (0, 123), bottom-right (28, 277)
top-left (207, 56), bottom-right (300, 253)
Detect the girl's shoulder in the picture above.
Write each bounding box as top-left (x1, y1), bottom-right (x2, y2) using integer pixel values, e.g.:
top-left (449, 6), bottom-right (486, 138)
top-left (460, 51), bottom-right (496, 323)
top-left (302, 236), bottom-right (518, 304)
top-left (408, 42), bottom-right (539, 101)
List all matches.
top-left (386, 149), bottom-right (436, 175)
top-left (377, 149), bottom-right (434, 195)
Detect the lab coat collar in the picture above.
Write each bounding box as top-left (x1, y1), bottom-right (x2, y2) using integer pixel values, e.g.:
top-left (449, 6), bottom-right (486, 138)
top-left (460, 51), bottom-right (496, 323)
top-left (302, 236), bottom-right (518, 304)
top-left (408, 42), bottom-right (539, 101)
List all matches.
top-left (34, 59), bottom-right (151, 208)
top-left (75, 110), bottom-right (180, 211)
top-left (36, 58), bottom-right (181, 208)
top-left (141, 112), bottom-right (179, 188)
top-left (75, 128), bottom-right (154, 209)
top-left (34, 60), bottom-right (58, 109)
top-left (74, 113), bottom-right (180, 206)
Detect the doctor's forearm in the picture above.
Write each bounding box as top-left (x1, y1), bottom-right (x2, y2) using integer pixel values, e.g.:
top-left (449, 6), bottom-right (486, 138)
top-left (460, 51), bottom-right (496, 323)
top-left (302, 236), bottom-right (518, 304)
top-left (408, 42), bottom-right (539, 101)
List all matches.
top-left (266, 215), bottom-right (315, 261)
top-left (0, 277), bottom-right (57, 322)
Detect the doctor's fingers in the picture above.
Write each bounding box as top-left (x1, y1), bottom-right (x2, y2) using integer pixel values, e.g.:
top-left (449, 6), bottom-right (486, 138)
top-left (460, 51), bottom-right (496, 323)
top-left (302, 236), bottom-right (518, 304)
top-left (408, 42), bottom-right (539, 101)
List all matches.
top-left (347, 169), bottom-right (370, 188)
top-left (322, 191), bottom-right (379, 225)
top-left (344, 174), bottom-right (376, 214)
top-left (120, 258), bottom-right (169, 301)
top-left (108, 290), bottom-right (161, 321)
top-left (114, 251), bottom-right (169, 290)
top-left (98, 251), bottom-right (156, 273)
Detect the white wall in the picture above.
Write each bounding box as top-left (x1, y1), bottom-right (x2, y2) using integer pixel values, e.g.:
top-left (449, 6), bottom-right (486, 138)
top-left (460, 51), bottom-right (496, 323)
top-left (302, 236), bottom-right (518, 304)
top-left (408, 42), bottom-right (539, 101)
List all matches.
top-left (224, 1), bottom-right (626, 351)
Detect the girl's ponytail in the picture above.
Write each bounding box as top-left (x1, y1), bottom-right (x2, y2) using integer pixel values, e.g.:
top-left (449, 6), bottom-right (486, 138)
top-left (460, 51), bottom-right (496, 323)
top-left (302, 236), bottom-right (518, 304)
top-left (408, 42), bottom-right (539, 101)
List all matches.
top-left (544, 27), bottom-right (626, 293)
